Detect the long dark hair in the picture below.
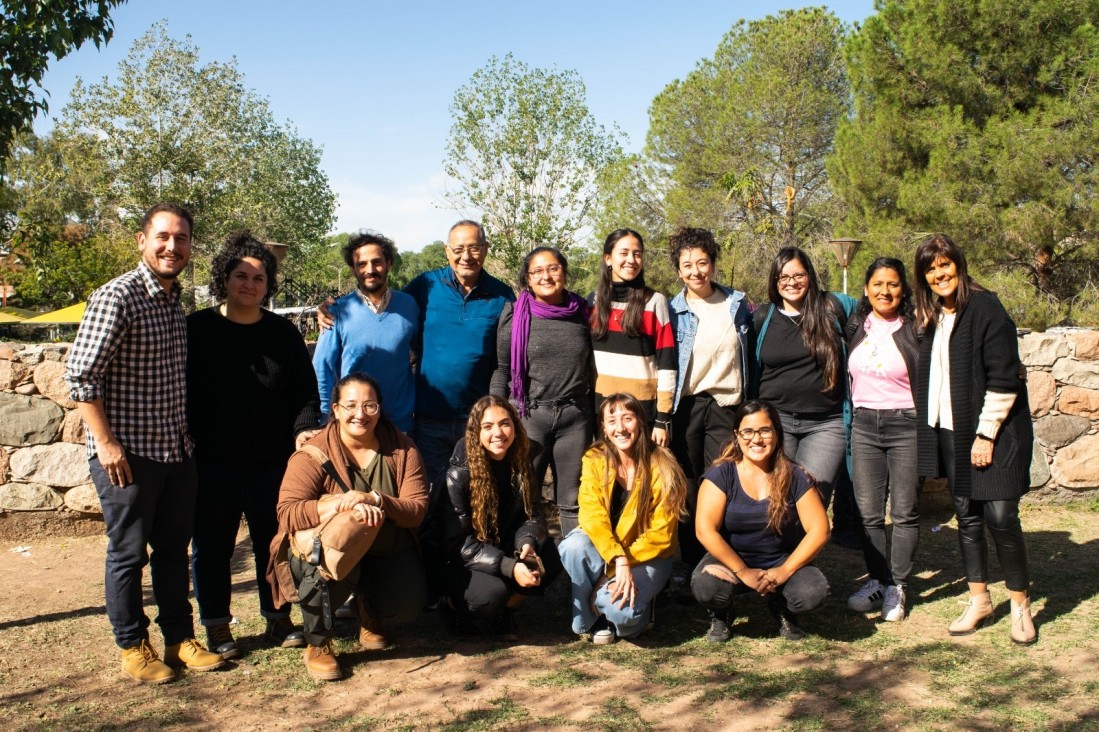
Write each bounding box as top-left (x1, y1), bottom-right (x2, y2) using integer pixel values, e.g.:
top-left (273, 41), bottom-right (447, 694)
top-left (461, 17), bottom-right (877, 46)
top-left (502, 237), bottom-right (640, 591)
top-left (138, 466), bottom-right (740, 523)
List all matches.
top-left (463, 396), bottom-right (535, 545)
top-left (913, 234), bottom-right (985, 328)
top-left (767, 247), bottom-right (843, 393)
top-left (591, 229), bottom-right (654, 339)
top-left (853, 257), bottom-right (914, 323)
top-left (589, 393), bottom-right (687, 532)
top-left (713, 400), bottom-right (796, 534)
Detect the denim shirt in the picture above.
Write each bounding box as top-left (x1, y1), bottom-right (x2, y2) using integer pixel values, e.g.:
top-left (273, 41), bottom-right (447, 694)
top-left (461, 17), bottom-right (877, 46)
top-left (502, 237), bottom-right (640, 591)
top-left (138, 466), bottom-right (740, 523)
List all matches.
top-left (669, 283), bottom-right (754, 413)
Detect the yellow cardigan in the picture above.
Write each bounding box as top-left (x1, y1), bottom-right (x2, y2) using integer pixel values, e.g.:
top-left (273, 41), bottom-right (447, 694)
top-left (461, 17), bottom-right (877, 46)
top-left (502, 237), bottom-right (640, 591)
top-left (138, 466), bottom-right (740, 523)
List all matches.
top-left (577, 447), bottom-right (679, 576)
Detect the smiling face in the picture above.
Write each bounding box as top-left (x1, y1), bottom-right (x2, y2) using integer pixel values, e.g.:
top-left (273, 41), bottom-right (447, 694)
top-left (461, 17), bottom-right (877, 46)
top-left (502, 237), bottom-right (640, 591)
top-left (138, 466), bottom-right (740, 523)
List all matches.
top-left (676, 247), bottom-right (714, 298)
top-left (603, 234), bottom-right (644, 283)
top-left (478, 405), bottom-right (516, 461)
top-left (602, 402), bottom-right (640, 457)
top-left (924, 255), bottom-right (959, 309)
top-left (138, 211), bottom-right (191, 287)
top-left (776, 258), bottom-right (810, 310)
top-left (333, 380), bottom-right (380, 440)
top-left (446, 224), bottom-right (487, 287)
top-left (865, 266), bottom-right (904, 319)
top-left (526, 250), bottom-right (566, 304)
top-left (225, 256), bottom-right (268, 311)
top-left (736, 410), bottom-right (777, 466)
top-left (351, 243), bottom-right (390, 295)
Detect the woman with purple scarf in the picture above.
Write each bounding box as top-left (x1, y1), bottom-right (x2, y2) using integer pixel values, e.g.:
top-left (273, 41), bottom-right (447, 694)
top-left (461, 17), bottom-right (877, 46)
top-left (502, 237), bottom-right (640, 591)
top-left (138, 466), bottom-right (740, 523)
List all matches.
top-left (491, 247), bottom-right (595, 536)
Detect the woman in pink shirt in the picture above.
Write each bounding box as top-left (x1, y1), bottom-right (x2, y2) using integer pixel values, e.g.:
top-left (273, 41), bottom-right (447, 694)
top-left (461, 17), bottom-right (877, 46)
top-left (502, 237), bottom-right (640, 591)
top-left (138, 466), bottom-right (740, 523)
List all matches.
top-left (843, 258), bottom-right (920, 622)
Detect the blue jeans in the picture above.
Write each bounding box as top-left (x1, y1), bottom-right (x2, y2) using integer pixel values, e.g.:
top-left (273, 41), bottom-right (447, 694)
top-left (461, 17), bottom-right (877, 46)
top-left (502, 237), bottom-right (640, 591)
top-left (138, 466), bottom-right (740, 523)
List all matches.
top-left (851, 408), bottom-right (920, 586)
top-left (558, 529), bottom-right (671, 638)
top-left (524, 400), bottom-right (594, 536)
top-left (778, 410), bottom-right (847, 508)
top-left (91, 451), bottom-right (197, 648)
top-left (191, 460), bottom-right (289, 625)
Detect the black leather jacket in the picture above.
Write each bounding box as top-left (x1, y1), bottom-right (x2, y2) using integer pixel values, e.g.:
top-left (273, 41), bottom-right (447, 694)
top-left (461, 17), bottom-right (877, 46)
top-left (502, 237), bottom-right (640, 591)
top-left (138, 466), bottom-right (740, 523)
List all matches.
top-left (441, 439), bottom-right (541, 579)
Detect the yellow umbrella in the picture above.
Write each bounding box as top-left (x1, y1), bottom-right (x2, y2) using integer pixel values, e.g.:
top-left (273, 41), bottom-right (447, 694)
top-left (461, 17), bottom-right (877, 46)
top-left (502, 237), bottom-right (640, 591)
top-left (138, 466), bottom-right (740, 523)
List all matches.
top-left (23, 302), bottom-right (87, 324)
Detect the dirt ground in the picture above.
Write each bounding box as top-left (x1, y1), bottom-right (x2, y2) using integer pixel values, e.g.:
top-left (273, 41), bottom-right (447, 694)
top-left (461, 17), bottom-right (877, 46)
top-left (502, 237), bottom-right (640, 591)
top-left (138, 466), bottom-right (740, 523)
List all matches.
top-left (1, 505), bottom-right (1098, 731)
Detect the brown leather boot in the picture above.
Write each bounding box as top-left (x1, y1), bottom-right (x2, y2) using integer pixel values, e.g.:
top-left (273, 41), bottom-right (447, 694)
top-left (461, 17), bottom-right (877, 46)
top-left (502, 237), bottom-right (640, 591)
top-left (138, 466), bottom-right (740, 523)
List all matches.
top-left (357, 595), bottom-right (388, 650)
top-left (948, 590), bottom-right (994, 636)
top-left (1010, 596), bottom-right (1037, 645)
top-left (304, 642), bottom-right (342, 681)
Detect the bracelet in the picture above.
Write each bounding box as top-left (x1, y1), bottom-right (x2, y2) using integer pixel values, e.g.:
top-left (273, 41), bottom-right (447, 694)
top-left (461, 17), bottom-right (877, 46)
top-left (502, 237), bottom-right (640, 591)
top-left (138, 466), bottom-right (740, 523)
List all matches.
top-left (732, 567), bottom-right (746, 575)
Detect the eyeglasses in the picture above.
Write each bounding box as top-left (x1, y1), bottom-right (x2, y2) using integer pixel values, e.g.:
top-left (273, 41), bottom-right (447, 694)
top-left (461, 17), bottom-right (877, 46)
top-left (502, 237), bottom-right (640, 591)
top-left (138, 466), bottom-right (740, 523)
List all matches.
top-left (528, 264), bottom-right (563, 279)
top-left (337, 401), bottom-right (380, 416)
top-left (737, 426), bottom-right (776, 441)
top-left (447, 244), bottom-right (484, 257)
top-left (776, 273), bottom-right (809, 285)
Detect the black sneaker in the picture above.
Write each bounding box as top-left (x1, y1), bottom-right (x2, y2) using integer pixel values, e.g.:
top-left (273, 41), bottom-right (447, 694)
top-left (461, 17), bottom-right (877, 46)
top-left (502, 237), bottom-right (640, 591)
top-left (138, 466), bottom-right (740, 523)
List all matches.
top-left (265, 617), bottom-right (306, 648)
top-left (768, 596), bottom-right (807, 641)
top-left (704, 612), bottom-right (732, 643)
top-left (206, 623), bottom-right (239, 660)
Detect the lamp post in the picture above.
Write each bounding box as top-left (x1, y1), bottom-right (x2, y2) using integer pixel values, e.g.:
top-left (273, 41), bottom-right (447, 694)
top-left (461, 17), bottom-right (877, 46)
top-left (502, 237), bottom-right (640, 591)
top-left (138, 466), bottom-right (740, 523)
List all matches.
top-left (829, 238), bottom-right (862, 295)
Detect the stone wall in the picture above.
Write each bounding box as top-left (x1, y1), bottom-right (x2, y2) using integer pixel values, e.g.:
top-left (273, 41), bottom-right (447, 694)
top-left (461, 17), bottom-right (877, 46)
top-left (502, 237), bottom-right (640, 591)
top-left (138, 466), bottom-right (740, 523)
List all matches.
top-left (1, 331), bottom-right (1096, 538)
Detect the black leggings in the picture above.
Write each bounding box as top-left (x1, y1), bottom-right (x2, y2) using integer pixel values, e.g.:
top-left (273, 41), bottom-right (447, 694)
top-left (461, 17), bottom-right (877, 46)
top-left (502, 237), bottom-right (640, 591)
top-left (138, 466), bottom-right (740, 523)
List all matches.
top-left (444, 534), bottom-right (562, 619)
top-left (938, 428), bottom-right (1030, 592)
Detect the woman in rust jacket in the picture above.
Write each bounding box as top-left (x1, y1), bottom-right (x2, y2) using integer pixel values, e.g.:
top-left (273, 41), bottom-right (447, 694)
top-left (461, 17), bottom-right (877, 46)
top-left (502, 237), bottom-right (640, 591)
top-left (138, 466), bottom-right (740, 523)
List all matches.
top-left (276, 372), bottom-right (428, 681)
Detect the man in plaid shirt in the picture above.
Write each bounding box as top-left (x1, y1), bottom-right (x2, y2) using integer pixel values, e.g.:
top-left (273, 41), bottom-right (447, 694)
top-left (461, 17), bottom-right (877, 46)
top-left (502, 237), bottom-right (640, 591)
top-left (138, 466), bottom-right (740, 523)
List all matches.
top-left (66, 203), bottom-right (225, 684)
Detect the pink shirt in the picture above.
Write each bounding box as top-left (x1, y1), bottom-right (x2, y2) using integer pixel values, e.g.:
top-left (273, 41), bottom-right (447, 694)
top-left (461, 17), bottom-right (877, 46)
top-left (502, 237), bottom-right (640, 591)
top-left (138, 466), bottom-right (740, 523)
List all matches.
top-left (849, 314), bottom-right (915, 410)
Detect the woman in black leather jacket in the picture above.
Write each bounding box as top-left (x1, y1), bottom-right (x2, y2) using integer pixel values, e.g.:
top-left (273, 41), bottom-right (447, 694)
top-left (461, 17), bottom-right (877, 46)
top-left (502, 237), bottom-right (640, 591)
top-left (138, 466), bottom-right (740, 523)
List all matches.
top-left (439, 395), bottom-right (562, 638)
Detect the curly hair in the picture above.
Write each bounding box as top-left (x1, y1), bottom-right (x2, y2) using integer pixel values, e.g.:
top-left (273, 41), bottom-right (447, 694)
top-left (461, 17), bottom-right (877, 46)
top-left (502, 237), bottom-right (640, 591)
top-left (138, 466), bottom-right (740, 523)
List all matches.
top-left (591, 393), bottom-right (687, 532)
top-left (591, 229), bottom-right (655, 340)
top-left (342, 230), bottom-right (396, 268)
top-left (209, 230), bottom-right (278, 302)
top-left (464, 396), bottom-right (536, 545)
top-left (668, 226), bottom-right (719, 270)
top-left (713, 400), bottom-right (797, 534)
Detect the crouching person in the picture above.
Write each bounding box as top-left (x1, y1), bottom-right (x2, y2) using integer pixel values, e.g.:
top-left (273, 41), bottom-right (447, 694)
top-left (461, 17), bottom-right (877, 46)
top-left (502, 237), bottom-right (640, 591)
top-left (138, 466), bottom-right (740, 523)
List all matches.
top-left (276, 373), bottom-right (428, 681)
top-left (439, 396), bottom-right (562, 639)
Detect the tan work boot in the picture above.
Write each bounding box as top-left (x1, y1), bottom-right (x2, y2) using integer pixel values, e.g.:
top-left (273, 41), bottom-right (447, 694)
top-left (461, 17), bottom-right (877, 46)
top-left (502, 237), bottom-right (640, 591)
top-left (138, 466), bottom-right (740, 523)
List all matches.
top-left (1010, 596), bottom-right (1037, 645)
top-left (947, 590), bottom-right (994, 636)
top-left (164, 638), bottom-right (227, 671)
top-left (304, 642), bottom-right (342, 681)
top-left (120, 639), bottom-right (175, 684)
top-left (357, 595), bottom-right (388, 650)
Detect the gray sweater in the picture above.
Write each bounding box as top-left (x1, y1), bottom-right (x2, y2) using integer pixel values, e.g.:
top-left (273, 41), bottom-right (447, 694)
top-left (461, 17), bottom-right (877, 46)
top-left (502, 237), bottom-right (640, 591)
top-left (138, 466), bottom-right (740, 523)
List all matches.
top-left (490, 301), bottom-right (593, 405)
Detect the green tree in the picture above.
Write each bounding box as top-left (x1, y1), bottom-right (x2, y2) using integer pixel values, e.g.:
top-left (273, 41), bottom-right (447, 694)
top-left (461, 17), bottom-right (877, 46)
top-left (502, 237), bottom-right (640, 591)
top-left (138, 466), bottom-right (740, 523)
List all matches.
top-left (390, 241), bottom-right (448, 290)
top-left (0, 0), bottom-right (127, 165)
top-left (831, 0), bottom-right (1099, 320)
top-left (57, 22), bottom-right (337, 279)
top-left (444, 54), bottom-right (624, 273)
top-left (644, 7), bottom-right (850, 297)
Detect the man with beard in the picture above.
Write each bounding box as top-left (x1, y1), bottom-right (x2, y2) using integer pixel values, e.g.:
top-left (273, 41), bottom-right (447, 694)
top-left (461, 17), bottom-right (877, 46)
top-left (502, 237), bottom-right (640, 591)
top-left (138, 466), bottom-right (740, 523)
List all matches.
top-left (66, 203), bottom-right (225, 683)
top-left (313, 230), bottom-right (418, 433)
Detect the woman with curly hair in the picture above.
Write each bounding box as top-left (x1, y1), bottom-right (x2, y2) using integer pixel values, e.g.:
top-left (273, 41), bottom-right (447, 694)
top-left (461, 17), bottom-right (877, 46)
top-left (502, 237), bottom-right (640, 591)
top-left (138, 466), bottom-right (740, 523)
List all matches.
top-left (590, 229), bottom-right (676, 446)
top-left (691, 400), bottom-right (830, 643)
top-left (559, 393), bottom-right (687, 644)
top-left (187, 231), bottom-right (321, 659)
top-left (439, 395), bottom-right (562, 638)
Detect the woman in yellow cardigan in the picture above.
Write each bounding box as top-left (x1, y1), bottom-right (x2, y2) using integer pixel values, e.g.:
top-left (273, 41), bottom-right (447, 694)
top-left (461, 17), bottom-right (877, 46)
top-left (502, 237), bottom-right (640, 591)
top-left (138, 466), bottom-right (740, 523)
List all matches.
top-left (558, 393), bottom-right (686, 643)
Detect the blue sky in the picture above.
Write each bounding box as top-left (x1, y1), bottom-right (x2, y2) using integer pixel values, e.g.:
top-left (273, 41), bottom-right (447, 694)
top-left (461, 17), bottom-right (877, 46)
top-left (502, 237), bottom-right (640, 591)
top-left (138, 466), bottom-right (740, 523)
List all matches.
top-left (35, 1), bottom-right (876, 251)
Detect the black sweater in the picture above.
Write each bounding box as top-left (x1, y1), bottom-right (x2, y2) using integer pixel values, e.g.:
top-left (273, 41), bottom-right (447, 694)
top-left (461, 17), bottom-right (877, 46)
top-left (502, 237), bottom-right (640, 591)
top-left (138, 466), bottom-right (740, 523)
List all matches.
top-left (186, 308), bottom-right (320, 466)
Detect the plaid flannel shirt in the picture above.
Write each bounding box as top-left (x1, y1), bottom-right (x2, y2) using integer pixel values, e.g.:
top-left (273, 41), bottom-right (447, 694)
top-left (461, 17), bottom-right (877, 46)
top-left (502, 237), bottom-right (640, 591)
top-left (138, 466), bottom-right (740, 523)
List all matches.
top-left (65, 262), bottom-right (193, 462)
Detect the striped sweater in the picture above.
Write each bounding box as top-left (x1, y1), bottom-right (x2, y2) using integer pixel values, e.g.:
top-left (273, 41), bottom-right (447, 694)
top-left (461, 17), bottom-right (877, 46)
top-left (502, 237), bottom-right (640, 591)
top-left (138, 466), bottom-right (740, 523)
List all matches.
top-left (591, 289), bottom-right (676, 424)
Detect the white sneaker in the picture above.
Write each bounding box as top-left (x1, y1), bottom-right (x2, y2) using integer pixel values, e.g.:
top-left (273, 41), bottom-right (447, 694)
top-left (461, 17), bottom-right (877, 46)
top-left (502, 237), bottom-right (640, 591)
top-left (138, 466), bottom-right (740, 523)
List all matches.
top-left (882, 585), bottom-right (907, 622)
top-left (847, 579), bottom-right (885, 612)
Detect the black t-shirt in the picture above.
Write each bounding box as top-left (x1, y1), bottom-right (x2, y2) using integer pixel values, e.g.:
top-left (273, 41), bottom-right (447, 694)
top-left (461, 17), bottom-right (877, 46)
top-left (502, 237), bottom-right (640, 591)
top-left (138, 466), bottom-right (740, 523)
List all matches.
top-left (702, 460), bottom-right (813, 569)
top-left (758, 311), bottom-right (842, 415)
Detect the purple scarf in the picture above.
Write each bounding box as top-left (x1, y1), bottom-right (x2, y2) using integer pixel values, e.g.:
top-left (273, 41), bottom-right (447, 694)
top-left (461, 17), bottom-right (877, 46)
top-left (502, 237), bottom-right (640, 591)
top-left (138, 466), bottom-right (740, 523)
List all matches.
top-left (510, 289), bottom-right (588, 417)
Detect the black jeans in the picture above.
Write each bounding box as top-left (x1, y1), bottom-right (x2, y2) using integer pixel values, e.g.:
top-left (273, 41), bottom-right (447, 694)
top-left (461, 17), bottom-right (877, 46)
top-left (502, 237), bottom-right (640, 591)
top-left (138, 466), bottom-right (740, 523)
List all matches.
top-left (524, 399), bottom-right (594, 536)
top-left (671, 392), bottom-right (737, 567)
top-left (691, 552), bottom-right (830, 616)
top-left (443, 534), bottom-right (563, 619)
top-left (937, 428), bottom-right (1030, 591)
top-left (290, 545), bottom-right (426, 647)
top-left (91, 451), bottom-right (197, 648)
top-left (191, 460), bottom-right (288, 625)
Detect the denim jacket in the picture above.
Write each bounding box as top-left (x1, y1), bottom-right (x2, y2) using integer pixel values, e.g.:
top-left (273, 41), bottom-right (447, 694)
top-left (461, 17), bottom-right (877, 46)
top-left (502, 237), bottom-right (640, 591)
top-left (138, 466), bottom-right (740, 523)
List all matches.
top-left (669, 283), bottom-right (754, 413)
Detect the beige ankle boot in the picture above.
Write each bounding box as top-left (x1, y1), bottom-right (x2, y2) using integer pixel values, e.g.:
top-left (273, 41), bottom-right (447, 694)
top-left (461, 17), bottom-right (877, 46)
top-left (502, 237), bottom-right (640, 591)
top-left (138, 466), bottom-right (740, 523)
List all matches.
top-left (948, 590), bottom-right (994, 636)
top-left (1010, 596), bottom-right (1037, 645)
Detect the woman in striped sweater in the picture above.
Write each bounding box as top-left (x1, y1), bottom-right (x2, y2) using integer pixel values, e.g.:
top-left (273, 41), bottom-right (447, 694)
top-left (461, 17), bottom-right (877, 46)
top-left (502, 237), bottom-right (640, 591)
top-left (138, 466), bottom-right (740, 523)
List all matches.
top-left (590, 229), bottom-right (676, 446)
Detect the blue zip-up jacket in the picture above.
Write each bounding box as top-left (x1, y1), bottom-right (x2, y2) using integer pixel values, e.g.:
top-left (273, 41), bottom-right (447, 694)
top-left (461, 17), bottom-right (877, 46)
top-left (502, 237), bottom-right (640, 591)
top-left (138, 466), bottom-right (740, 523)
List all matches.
top-left (668, 283), bottom-right (754, 413)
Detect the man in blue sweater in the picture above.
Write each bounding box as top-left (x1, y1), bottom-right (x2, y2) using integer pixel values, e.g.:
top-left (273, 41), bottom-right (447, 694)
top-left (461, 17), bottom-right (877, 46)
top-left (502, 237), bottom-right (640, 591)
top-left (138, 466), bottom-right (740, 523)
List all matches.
top-left (313, 231), bottom-right (419, 433)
